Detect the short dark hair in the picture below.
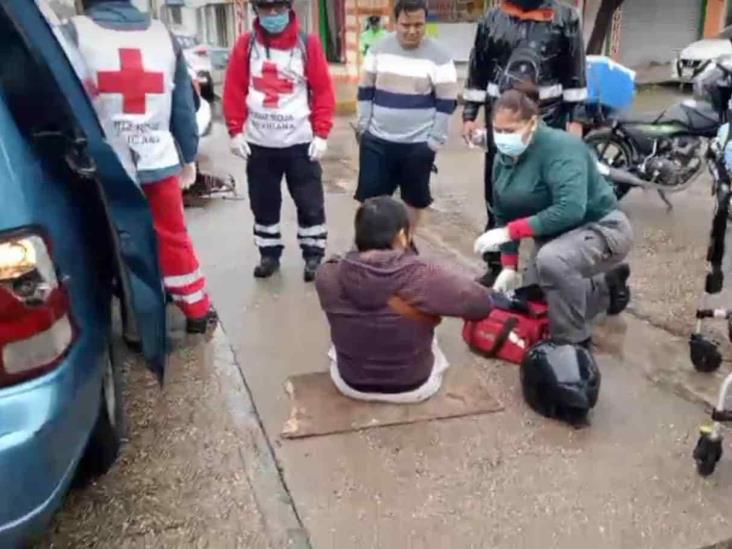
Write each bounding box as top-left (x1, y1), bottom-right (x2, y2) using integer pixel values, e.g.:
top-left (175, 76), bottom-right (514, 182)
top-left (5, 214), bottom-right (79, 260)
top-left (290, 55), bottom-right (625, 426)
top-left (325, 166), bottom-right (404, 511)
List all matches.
top-left (355, 197), bottom-right (410, 252)
top-left (394, 0), bottom-right (428, 19)
top-left (493, 80), bottom-right (540, 121)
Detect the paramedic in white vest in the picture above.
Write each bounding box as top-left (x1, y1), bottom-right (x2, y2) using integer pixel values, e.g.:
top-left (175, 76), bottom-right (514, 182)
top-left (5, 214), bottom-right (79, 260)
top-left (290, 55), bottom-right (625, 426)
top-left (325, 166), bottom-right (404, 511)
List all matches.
top-left (69, 0), bottom-right (216, 334)
top-left (223, 0), bottom-right (336, 282)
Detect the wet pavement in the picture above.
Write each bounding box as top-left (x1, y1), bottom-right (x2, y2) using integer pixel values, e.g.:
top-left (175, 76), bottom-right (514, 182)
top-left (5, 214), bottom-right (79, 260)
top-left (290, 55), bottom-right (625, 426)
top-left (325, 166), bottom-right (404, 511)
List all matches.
top-left (42, 86), bottom-right (732, 548)
top-left (40, 338), bottom-right (271, 548)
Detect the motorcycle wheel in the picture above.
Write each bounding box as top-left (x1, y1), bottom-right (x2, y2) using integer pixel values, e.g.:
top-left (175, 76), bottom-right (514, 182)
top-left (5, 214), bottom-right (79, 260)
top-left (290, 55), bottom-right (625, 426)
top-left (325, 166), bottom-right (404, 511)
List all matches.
top-left (585, 128), bottom-right (635, 200)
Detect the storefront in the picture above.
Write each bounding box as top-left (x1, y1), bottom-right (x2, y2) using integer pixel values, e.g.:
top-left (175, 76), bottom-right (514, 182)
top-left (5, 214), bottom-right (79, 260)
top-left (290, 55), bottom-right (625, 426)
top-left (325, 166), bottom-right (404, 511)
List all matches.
top-left (317, 0), bottom-right (346, 63)
top-left (618, 0), bottom-right (702, 68)
top-left (583, 0), bottom-right (725, 70)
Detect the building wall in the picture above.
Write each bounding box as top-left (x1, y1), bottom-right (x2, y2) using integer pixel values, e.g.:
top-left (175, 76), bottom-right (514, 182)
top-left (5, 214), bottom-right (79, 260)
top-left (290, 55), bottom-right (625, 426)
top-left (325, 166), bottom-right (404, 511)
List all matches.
top-left (704, 0), bottom-right (728, 37)
top-left (580, 0), bottom-right (712, 68)
top-left (581, 0), bottom-right (601, 44)
top-left (328, 0), bottom-right (392, 113)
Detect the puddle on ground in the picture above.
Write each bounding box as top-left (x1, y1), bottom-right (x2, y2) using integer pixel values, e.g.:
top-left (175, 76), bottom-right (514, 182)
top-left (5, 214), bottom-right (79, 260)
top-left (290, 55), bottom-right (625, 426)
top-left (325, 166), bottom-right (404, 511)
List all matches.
top-left (322, 158), bottom-right (357, 194)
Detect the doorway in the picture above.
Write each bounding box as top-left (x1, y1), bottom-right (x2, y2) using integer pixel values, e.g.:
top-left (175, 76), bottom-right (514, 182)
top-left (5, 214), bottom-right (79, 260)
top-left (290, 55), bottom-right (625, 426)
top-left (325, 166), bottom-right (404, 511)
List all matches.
top-left (318, 0), bottom-right (345, 63)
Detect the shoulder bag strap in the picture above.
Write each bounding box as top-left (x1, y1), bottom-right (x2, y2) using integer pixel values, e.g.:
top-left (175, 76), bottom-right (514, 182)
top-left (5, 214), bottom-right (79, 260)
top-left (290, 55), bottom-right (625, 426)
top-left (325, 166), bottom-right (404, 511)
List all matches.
top-left (387, 295), bottom-right (442, 327)
top-left (478, 315), bottom-right (519, 357)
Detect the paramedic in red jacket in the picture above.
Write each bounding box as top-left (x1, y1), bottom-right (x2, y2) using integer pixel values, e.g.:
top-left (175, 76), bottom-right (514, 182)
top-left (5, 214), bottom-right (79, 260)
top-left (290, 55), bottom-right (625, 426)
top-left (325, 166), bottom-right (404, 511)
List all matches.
top-left (70, 0), bottom-right (216, 334)
top-left (224, 0), bottom-right (336, 282)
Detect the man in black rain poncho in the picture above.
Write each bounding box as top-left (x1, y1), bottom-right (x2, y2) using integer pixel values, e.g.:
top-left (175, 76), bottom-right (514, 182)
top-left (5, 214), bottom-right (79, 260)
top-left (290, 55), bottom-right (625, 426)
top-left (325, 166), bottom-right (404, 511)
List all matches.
top-left (462, 0), bottom-right (588, 288)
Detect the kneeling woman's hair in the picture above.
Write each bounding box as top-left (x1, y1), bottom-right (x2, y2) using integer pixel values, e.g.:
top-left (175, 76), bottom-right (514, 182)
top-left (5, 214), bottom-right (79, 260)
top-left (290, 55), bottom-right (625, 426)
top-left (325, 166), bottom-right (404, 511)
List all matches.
top-left (493, 80), bottom-right (540, 121)
top-left (355, 197), bottom-right (410, 252)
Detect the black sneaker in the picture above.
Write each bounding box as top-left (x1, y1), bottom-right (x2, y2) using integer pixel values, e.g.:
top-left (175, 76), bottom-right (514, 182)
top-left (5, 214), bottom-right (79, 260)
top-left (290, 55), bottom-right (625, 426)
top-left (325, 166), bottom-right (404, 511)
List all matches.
top-left (304, 257), bottom-right (321, 283)
top-left (186, 306), bottom-right (219, 335)
top-left (606, 263), bottom-right (631, 315)
top-left (254, 257), bottom-right (280, 279)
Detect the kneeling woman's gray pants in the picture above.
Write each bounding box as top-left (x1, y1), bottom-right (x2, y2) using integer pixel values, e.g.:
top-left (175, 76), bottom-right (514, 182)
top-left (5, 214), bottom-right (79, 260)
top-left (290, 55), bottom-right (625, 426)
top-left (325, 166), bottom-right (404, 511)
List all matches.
top-left (525, 210), bottom-right (634, 344)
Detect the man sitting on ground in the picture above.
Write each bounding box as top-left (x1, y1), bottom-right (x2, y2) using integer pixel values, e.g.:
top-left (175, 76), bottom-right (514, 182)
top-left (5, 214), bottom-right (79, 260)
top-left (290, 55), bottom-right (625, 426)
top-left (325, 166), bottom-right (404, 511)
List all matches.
top-left (315, 197), bottom-right (495, 403)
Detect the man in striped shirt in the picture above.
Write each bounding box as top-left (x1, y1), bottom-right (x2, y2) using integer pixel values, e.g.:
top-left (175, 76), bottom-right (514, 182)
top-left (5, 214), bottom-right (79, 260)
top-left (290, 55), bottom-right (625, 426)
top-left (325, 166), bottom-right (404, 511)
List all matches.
top-left (356, 0), bottom-right (458, 229)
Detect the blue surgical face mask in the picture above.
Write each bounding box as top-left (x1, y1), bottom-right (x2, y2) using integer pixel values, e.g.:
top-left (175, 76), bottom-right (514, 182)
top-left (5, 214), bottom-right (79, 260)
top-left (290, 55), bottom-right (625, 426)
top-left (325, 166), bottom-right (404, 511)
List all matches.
top-left (493, 120), bottom-right (536, 158)
top-left (260, 12), bottom-right (289, 34)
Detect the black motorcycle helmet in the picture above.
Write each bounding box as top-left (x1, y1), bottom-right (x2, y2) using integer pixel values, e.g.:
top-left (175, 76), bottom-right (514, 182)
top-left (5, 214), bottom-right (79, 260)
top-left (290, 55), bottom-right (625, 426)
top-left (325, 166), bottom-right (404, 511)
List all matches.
top-left (520, 341), bottom-right (601, 425)
top-left (368, 15), bottom-right (382, 27)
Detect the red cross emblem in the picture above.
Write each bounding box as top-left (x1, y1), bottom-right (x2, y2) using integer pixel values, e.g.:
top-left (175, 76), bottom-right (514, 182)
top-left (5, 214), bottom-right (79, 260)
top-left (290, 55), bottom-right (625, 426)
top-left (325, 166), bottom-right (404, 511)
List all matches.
top-left (252, 61), bottom-right (294, 108)
top-left (97, 48), bottom-right (164, 114)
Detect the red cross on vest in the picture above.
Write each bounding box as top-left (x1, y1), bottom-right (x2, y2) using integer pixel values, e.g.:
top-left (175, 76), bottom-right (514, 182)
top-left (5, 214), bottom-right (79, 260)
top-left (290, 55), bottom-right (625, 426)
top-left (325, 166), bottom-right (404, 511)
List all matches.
top-left (252, 61), bottom-right (295, 108)
top-left (97, 48), bottom-right (164, 115)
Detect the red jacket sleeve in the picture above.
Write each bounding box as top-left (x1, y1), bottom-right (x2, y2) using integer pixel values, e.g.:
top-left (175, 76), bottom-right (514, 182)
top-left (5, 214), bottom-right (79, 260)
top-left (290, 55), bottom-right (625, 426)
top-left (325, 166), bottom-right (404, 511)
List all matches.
top-left (223, 33), bottom-right (251, 137)
top-left (305, 35), bottom-right (335, 139)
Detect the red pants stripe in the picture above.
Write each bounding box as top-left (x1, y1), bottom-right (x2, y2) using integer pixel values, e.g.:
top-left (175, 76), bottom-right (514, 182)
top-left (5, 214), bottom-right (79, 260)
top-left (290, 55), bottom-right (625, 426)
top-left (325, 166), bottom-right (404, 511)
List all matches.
top-left (142, 176), bottom-right (211, 319)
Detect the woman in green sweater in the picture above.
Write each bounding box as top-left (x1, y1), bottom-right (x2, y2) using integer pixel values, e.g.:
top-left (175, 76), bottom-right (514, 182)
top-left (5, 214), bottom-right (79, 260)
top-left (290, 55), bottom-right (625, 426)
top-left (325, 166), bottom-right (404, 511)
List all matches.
top-left (473, 84), bottom-right (634, 347)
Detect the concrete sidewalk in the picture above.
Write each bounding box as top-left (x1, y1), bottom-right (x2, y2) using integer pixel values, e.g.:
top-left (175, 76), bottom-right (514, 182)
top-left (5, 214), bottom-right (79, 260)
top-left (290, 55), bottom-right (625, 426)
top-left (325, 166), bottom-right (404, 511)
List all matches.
top-left (41, 341), bottom-right (271, 548)
top-left (182, 120), bottom-right (732, 548)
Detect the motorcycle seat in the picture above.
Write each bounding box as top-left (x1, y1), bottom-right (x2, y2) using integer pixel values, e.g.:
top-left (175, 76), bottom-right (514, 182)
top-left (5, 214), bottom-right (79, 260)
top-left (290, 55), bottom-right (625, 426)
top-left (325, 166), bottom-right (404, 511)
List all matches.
top-left (618, 100), bottom-right (719, 135)
top-left (617, 111), bottom-right (663, 124)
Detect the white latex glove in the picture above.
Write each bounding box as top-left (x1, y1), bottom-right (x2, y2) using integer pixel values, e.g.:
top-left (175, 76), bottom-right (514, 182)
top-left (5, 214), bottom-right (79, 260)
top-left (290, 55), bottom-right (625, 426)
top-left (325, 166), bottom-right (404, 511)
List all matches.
top-left (180, 162), bottom-right (196, 190)
top-left (230, 133), bottom-right (251, 160)
top-left (473, 227), bottom-right (511, 256)
top-left (493, 268), bottom-right (521, 293)
top-left (308, 137), bottom-right (328, 161)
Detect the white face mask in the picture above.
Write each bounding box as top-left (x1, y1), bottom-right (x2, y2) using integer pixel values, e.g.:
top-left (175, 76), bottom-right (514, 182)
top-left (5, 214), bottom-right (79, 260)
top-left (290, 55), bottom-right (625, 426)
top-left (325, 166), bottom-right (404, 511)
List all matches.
top-left (493, 119), bottom-right (537, 158)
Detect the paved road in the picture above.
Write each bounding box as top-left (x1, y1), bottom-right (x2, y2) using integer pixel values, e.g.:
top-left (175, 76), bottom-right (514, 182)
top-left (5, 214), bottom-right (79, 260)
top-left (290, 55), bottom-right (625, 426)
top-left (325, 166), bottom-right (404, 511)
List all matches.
top-left (42, 88), bottom-right (732, 548)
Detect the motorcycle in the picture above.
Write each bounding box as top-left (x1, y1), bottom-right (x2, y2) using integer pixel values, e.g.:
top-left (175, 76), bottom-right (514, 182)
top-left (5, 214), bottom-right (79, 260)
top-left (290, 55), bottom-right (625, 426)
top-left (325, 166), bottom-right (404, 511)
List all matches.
top-left (582, 56), bottom-right (732, 207)
top-left (585, 100), bottom-right (719, 206)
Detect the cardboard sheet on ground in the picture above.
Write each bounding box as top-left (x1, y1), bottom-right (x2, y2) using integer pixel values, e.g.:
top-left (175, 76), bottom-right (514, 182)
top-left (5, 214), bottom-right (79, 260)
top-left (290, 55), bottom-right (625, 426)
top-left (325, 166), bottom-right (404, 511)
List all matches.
top-left (281, 367), bottom-right (503, 439)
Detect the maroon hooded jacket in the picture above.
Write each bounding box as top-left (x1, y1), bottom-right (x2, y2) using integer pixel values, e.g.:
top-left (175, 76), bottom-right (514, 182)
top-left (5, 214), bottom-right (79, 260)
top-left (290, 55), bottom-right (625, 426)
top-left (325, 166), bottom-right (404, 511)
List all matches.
top-left (315, 250), bottom-right (494, 393)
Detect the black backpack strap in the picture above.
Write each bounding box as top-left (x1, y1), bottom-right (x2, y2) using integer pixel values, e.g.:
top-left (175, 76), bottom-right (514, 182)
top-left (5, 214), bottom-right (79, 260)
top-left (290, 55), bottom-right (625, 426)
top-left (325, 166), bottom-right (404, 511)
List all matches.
top-left (247, 30), bottom-right (309, 74)
top-left (298, 30), bottom-right (309, 65)
top-left (246, 30), bottom-right (255, 62)
top-left (485, 316), bottom-right (519, 357)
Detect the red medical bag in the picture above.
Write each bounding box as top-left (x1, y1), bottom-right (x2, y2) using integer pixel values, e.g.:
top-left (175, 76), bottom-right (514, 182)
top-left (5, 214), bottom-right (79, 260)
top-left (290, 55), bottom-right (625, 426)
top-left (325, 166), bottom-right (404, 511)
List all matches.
top-left (463, 298), bottom-right (549, 365)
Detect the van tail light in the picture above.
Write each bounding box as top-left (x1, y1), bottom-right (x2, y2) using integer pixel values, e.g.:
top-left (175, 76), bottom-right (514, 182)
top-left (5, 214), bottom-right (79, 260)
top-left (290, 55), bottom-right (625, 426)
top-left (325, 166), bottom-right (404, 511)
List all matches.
top-left (193, 46), bottom-right (209, 58)
top-left (0, 233), bottom-right (75, 388)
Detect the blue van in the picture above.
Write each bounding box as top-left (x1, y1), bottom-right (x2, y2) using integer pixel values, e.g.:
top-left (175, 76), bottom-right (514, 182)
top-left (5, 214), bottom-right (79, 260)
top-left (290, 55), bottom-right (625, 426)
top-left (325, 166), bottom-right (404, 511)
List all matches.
top-left (0, 2), bottom-right (168, 545)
